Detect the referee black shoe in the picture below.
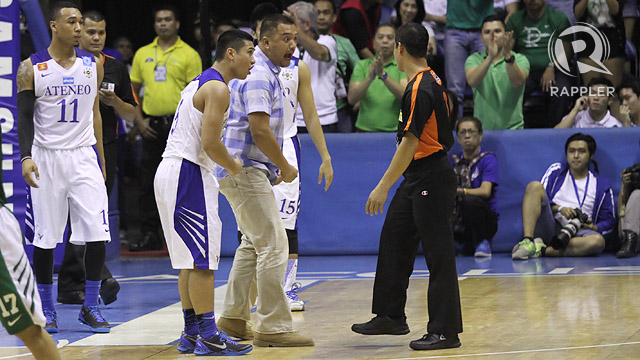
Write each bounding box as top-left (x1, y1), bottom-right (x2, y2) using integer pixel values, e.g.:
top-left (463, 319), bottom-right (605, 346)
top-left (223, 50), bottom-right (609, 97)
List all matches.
top-left (351, 315), bottom-right (410, 335)
top-left (409, 333), bottom-right (461, 350)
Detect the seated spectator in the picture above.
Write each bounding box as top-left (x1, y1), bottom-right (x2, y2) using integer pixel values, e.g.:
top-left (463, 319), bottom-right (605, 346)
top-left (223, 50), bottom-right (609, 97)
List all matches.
top-left (332, 0), bottom-right (382, 58)
top-left (493, 0), bottom-right (520, 23)
top-left (617, 163), bottom-right (640, 258)
top-left (315, 0), bottom-right (360, 132)
top-left (392, 0), bottom-right (437, 56)
top-left (618, 79), bottom-right (640, 127)
top-left (423, 0), bottom-right (447, 85)
top-left (465, 14), bottom-right (530, 130)
top-left (348, 24), bottom-right (407, 132)
top-left (574, 0), bottom-right (626, 87)
top-left (555, 77), bottom-right (623, 128)
top-left (512, 133), bottom-right (615, 259)
top-left (507, 0), bottom-right (574, 128)
top-left (445, 0), bottom-right (494, 116)
top-left (287, 1), bottom-right (339, 132)
top-left (450, 117), bottom-right (499, 257)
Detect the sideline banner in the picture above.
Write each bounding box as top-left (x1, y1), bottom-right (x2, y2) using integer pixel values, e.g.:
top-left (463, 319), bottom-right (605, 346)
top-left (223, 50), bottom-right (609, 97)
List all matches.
top-left (0, 1), bottom-right (25, 222)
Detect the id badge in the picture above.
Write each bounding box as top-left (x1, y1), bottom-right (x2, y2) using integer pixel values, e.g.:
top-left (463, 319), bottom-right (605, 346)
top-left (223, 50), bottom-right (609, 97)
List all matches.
top-left (155, 65), bottom-right (167, 82)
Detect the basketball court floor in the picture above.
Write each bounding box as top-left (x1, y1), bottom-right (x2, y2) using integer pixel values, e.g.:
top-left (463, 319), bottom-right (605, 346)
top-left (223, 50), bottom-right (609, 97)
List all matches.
top-left (1, 254), bottom-right (640, 359)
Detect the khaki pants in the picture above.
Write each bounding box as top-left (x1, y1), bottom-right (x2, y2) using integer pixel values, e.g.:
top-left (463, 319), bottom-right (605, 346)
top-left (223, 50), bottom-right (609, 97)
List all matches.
top-left (219, 167), bottom-right (292, 334)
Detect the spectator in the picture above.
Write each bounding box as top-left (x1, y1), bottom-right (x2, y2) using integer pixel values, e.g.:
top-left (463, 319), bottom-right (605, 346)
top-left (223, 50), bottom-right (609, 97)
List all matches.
top-left (465, 14), bottom-right (530, 130)
top-left (617, 164), bottom-right (640, 258)
top-left (494, 0), bottom-right (520, 23)
top-left (250, 2), bottom-right (281, 39)
top-left (450, 117), bottom-right (499, 257)
top-left (114, 37), bottom-right (133, 64)
top-left (423, 0), bottom-right (448, 85)
top-left (512, 133), bottom-right (615, 259)
top-left (547, 0), bottom-right (578, 24)
top-left (393, 0), bottom-right (437, 56)
top-left (315, 0), bottom-right (360, 132)
top-left (332, 0), bottom-right (383, 58)
top-left (287, 1), bottom-right (339, 132)
top-left (618, 79), bottom-right (640, 127)
top-left (348, 24), bottom-right (407, 132)
top-left (574, 0), bottom-right (626, 87)
top-left (445, 0), bottom-right (493, 116)
top-left (507, 0), bottom-right (574, 128)
top-left (622, 0), bottom-right (639, 63)
top-left (129, 5), bottom-right (202, 251)
top-left (555, 77), bottom-right (623, 128)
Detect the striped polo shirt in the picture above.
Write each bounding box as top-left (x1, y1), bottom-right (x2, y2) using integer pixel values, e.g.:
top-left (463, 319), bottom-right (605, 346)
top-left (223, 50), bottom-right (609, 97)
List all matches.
top-left (215, 47), bottom-right (285, 184)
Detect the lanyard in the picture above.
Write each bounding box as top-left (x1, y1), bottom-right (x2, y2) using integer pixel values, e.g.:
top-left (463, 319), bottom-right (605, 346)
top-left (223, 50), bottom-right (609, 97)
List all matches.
top-left (569, 171), bottom-right (590, 210)
top-left (154, 46), bottom-right (175, 69)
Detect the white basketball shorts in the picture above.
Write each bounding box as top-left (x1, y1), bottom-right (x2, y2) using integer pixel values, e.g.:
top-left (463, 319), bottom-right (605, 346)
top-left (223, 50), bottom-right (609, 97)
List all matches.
top-left (273, 136), bottom-right (301, 230)
top-left (29, 145), bottom-right (110, 249)
top-left (155, 157), bottom-right (222, 270)
top-left (0, 206), bottom-right (46, 334)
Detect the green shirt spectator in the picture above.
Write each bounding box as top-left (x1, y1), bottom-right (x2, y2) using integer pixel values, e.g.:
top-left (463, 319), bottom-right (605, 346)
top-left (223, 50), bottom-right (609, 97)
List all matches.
top-left (465, 50), bottom-right (530, 130)
top-left (506, 7), bottom-right (571, 71)
top-left (333, 33), bottom-right (360, 111)
top-left (350, 57), bottom-right (406, 132)
top-left (446, 0), bottom-right (494, 29)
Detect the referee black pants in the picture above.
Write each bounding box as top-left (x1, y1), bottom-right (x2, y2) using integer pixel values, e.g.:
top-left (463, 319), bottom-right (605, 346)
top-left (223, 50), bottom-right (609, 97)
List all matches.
top-left (372, 156), bottom-right (463, 336)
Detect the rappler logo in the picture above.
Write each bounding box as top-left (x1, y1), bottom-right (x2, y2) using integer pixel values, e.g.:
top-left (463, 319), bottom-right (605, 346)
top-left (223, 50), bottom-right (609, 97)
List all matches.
top-left (548, 22), bottom-right (611, 77)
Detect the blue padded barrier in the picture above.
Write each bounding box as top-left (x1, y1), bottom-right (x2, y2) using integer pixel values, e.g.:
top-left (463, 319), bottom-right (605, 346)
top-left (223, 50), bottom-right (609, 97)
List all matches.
top-left (219, 128), bottom-right (640, 256)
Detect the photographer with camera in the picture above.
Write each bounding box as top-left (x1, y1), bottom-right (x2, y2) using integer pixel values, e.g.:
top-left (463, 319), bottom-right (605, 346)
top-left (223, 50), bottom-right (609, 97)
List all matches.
top-left (449, 117), bottom-right (499, 257)
top-left (617, 164), bottom-right (640, 258)
top-left (512, 133), bottom-right (615, 260)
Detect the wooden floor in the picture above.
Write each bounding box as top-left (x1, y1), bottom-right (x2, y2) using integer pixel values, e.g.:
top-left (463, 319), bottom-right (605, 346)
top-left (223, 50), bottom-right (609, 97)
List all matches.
top-left (3, 274), bottom-right (640, 359)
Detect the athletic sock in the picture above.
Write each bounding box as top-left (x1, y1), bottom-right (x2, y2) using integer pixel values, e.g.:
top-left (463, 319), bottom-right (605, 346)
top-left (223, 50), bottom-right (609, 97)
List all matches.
top-left (38, 283), bottom-right (54, 311)
top-left (84, 280), bottom-right (101, 307)
top-left (183, 309), bottom-right (198, 336)
top-left (196, 311), bottom-right (218, 339)
top-left (284, 258), bottom-right (298, 291)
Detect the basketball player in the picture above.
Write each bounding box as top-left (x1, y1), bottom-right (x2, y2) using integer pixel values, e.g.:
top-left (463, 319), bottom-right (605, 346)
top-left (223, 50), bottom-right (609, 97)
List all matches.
top-left (153, 30), bottom-right (255, 356)
top-left (17, 2), bottom-right (110, 333)
top-left (0, 134), bottom-right (61, 360)
top-left (244, 4), bottom-right (334, 312)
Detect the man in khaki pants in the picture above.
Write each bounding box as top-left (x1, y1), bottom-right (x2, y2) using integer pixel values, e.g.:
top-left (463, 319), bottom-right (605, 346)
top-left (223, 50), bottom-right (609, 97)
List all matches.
top-left (214, 14), bottom-right (314, 347)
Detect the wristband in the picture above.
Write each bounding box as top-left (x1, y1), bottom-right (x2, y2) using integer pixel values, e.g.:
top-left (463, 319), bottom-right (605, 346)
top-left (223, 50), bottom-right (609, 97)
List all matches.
top-left (379, 72), bottom-right (388, 81)
top-left (504, 55), bottom-right (515, 64)
top-left (463, 188), bottom-right (467, 195)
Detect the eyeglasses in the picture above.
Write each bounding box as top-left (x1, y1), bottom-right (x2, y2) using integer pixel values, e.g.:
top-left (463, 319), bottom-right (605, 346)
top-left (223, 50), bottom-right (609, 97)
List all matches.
top-left (457, 129), bottom-right (479, 136)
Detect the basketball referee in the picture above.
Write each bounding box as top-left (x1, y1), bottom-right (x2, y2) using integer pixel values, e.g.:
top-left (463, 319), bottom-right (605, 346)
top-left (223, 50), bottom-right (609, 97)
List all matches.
top-left (351, 22), bottom-right (463, 351)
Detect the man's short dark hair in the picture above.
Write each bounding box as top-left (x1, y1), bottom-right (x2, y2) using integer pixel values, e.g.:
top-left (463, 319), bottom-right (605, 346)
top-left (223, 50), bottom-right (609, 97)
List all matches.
top-left (314, 0), bottom-right (336, 14)
top-left (83, 10), bottom-right (105, 23)
top-left (565, 133), bottom-right (596, 156)
top-left (259, 14), bottom-right (295, 39)
top-left (587, 76), bottom-right (614, 89)
top-left (395, 23), bottom-right (427, 59)
top-left (153, 4), bottom-right (180, 22)
top-left (215, 29), bottom-right (254, 63)
top-left (49, 1), bottom-right (80, 21)
top-left (375, 23), bottom-right (396, 35)
top-left (250, 3), bottom-right (280, 32)
top-left (618, 79), bottom-right (640, 97)
top-left (455, 117), bottom-right (483, 134)
top-left (481, 13), bottom-right (506, 29)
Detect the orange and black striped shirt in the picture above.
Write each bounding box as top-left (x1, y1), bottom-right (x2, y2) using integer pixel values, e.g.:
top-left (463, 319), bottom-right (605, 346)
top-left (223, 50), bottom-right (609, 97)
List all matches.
top-left (397, 67), bottom-right (453, 172)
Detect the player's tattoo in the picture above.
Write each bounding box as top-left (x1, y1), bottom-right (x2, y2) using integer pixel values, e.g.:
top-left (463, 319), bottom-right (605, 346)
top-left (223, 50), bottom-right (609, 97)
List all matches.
top-left (17, 60), bottom-right (33, 92)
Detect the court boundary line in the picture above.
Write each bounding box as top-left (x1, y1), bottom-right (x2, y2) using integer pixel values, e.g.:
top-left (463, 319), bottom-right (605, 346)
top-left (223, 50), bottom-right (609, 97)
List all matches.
top-left (0, 340), bottom-right (68, 359)
top-left (386, 341), bottom-right (640, 359)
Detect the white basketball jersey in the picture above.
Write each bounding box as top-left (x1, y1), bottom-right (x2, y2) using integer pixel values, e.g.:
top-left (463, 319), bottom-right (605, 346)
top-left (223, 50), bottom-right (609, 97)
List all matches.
top-left (279, 53), bottom-right (300, 139)
top-left (163, 68), bottom-right (229, 172)
top-left (30, 48), bottom-right (97, 149)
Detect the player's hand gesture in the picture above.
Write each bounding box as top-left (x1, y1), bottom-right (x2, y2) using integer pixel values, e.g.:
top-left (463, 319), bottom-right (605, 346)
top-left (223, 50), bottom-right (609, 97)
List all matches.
top-left (22, 159), bottom-right (40, 188)
top-left (318, 159), bottom-right (333, 191)
top-left (366, 185), bottom-right (388, 216)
